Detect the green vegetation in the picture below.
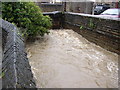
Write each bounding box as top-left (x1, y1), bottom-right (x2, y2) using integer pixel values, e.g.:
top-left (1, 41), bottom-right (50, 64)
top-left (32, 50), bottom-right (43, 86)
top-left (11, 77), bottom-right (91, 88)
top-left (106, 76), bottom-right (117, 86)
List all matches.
top-left (80, 25), bottom-right (84, 30)
top-left (88, 19), bottom-right (96, 29)
top-left (0, 72), bottom-right (5, 78)
top-left (2, 2), bottom-right (52, 37)
top-left (79, 18), bottom-right (97, 30)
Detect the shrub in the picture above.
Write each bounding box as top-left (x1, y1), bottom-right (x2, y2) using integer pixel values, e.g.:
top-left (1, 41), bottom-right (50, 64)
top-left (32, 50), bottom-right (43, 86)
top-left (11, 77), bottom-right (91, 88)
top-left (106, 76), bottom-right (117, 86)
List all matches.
top-left (2, 2), bottom-right (52, 37)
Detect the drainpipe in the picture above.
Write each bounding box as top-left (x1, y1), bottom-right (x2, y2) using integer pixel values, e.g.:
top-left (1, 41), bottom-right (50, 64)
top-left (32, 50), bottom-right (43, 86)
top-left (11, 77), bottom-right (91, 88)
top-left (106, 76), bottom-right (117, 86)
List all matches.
top-left (64, 2), bottom-right (66, 12)
top-left (92, 2), bottom-right (95, 15)
top-left (115, 0), bottom-right (118, 8)
top-left (116, 2), bottom-right (118, 8)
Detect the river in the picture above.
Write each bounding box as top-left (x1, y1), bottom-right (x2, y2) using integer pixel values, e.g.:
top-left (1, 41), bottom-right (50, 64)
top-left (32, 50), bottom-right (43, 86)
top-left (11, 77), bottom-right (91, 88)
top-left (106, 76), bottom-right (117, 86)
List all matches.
top-left (26, 29), bottom-right (118, 88)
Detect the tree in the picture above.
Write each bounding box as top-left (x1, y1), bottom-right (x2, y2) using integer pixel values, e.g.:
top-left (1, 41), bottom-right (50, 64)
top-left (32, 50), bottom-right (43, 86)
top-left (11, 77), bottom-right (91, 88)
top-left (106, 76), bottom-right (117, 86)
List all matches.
top-left (2, 2), bottom-right (52, 37)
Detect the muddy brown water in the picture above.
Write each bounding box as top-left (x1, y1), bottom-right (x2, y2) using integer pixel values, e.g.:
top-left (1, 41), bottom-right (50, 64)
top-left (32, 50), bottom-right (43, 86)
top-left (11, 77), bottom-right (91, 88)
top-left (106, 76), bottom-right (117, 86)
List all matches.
top-left (26, 29), bottom-right (118, 88)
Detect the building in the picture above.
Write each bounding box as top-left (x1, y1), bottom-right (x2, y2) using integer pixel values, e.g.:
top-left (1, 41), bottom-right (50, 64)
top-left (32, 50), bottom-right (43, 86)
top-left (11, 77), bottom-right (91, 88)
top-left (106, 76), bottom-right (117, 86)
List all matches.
top-left (35, 0), bottom-right (64, 12)
top-left (65, 2), bottom-right (94, 14)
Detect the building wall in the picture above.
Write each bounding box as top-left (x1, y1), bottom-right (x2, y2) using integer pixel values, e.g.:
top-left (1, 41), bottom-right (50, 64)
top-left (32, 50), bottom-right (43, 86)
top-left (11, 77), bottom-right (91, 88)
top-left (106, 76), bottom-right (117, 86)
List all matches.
top-left (66, 2), bottom-right (94, 14)
top-left (37, 3), bottom-right (64, 12)
top-left (36, 1), bottom-right (93, 14)
top-left (35, 0), bottom-right (51, 2)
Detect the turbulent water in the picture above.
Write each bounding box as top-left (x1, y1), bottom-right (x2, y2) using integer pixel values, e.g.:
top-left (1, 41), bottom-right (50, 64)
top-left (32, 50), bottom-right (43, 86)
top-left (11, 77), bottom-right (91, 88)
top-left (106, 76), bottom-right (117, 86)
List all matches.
top-left (26, 29), bottom-right (118, 88)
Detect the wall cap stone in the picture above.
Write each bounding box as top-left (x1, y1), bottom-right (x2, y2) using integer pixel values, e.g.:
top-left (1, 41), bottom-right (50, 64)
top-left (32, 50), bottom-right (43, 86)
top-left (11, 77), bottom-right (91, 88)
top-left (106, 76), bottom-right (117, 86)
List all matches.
top-left (65, 12), bottom-right (120, 21)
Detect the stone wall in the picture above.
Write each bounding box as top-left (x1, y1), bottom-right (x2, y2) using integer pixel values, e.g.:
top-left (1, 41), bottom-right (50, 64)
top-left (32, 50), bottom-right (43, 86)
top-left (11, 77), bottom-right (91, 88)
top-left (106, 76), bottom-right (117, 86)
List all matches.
top-left (37, 3), bottom-right (64, 12)
top-left (64, 12), bottom-right (120, 54)
top-left (1, 19), bottom-right (36, 88)
top-left (44, 11), bottom-right (120, 54)
top-left (43, 11), bottom-right (63, 29)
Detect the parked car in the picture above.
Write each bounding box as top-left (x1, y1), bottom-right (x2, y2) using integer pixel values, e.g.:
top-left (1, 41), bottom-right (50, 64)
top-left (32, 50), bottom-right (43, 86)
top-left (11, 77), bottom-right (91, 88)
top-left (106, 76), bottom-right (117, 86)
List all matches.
top-left (99, 8), bottom-right (120, 18)
top-left (94, 4), bottom-right (110, 15)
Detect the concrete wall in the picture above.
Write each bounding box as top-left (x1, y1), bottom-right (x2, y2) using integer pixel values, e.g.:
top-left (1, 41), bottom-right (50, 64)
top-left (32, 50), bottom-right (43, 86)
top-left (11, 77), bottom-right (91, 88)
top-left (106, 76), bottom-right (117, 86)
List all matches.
top-left (66, 2), bottom-right (94, 14)
top-left (36, 2), bottom-right (93, 14)
top-left (2, 19), bottom-right (36, 88)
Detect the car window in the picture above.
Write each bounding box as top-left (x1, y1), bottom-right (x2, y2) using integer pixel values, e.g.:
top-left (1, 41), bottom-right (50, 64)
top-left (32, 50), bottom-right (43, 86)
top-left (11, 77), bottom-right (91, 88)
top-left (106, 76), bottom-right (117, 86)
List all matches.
top-left (101, 9), bottom-right (120, 15)
top-left (95, 6), bottom-right (103, 9)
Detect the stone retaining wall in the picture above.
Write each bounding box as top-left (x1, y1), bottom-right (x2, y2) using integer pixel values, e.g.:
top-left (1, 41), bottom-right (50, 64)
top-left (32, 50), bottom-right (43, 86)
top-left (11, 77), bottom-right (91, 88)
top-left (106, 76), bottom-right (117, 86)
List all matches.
top-left (44, 11), bottom-right (120, 54)
top-left (43, 11), bottom-right (63, 29)
top-left (64, 12), bottom-right (120, 54)
top-left (1, 19), bottom-right (36, 88)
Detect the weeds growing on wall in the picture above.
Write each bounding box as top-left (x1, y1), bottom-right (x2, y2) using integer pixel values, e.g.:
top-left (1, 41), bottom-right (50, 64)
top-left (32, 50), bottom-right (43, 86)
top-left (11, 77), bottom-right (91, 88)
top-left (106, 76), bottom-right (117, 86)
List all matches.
top-left (88, 18), bottom-right (96, 29)
top-left (2, 2), bottom-right (52, 37)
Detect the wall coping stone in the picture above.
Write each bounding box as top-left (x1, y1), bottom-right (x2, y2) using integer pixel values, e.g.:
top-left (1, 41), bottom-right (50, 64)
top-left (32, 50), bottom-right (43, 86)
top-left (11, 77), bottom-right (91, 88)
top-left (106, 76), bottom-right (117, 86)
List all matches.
top-left (1, 19), bottom-right (36, 88)
top-left (65, 12), bottom-right (120, 21)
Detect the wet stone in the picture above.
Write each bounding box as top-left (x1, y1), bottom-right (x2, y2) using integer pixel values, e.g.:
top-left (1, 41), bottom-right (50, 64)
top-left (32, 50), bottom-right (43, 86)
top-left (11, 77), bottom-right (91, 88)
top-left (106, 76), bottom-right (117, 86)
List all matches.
top-left (2, 19), bottom-right (36, 88)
